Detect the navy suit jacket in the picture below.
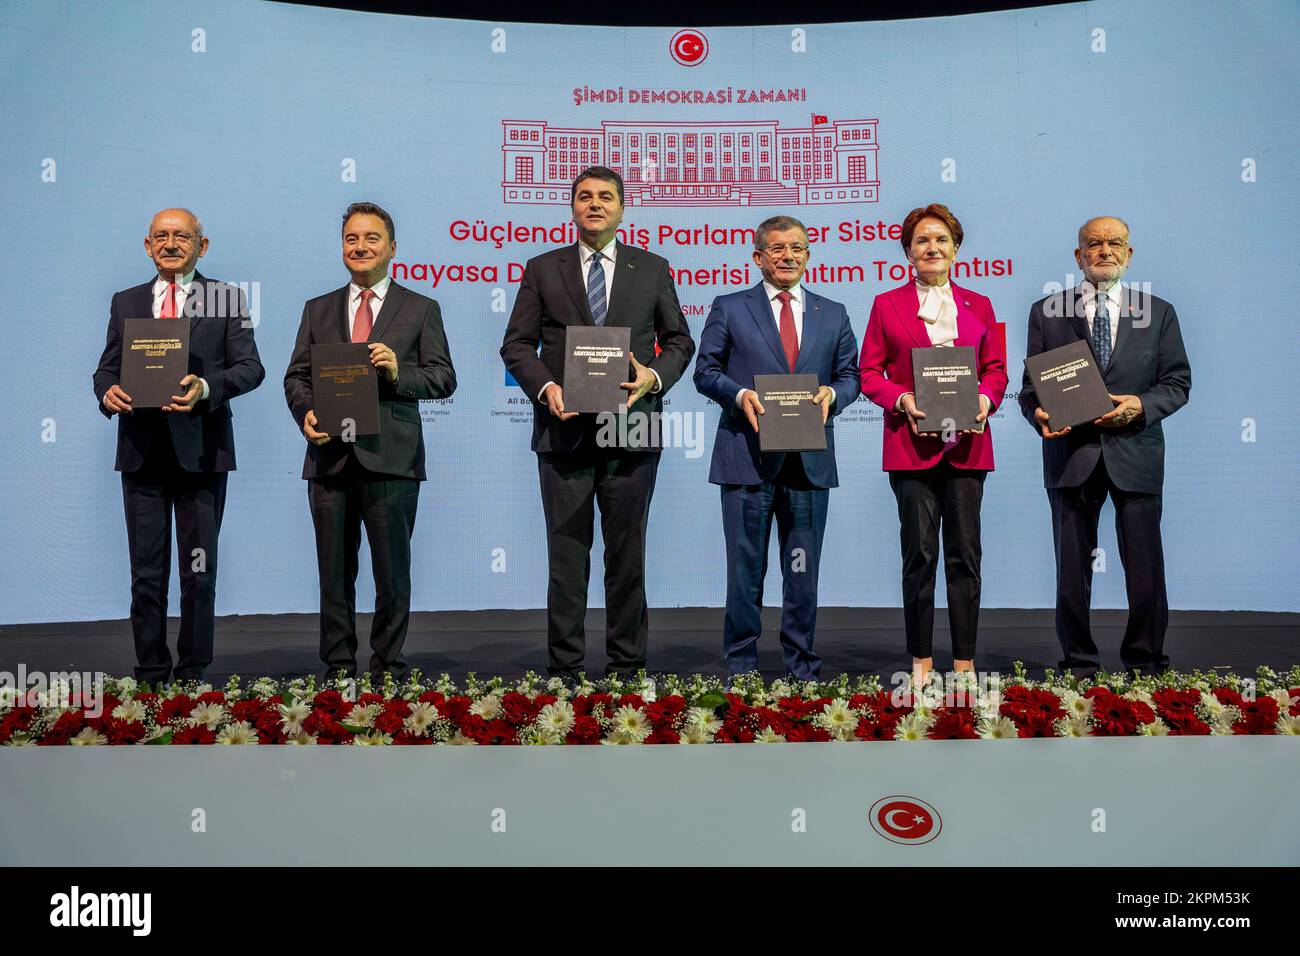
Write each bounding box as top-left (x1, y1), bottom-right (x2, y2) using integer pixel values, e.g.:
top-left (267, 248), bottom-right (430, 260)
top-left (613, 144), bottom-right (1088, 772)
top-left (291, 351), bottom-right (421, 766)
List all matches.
top-left (93, 272), bottom-right (264, 472)
top-left (283, 282), bottom-right (456, 481)
top-left (1019, 285), bottom-right (1191, 495)
top-left (694, 282), bottom-right (860, 488)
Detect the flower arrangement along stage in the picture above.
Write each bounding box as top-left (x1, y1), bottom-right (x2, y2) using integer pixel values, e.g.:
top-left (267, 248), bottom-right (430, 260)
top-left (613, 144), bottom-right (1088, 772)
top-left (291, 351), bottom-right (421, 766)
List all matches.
top-left (2, 665), bottom-right (1298, 746)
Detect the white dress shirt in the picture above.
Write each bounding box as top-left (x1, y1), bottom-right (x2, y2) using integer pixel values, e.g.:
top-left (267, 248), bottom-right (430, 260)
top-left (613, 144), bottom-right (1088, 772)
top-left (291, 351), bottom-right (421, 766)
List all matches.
top-left (1080, 280), bottom-right (1123, 345)
top-left (736, 280), bottom-right (833, 408)
top-left (348, 275), bottom-right (392, 339)
top-left (150, 270), bottom-right (209, 401)
top-left (539, 238), bottom-right (660, 403)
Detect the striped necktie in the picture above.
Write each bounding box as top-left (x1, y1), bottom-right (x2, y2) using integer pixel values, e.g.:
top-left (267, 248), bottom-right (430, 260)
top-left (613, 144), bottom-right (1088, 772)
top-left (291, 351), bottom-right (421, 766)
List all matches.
top-left (586, 251), bottom-right (607, 325)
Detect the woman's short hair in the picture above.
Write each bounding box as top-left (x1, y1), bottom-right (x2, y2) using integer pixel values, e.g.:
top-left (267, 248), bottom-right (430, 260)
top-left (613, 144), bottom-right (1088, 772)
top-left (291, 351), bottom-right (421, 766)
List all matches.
top-left (900, 203), bottom-right (963, 252)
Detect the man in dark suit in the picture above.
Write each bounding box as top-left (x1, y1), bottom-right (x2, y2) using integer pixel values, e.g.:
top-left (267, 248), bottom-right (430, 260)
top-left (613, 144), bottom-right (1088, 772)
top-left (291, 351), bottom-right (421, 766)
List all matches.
top-left (1020, 216), bottom-right (1191, 677)
top-left (93, 207), bottom-right (265, 684)
top-left (500, 167), bottom-right (695, 681)
top-left (694, 215), bottom-right (860, 679)
top-left (284, 202), bottom-right (456, 681)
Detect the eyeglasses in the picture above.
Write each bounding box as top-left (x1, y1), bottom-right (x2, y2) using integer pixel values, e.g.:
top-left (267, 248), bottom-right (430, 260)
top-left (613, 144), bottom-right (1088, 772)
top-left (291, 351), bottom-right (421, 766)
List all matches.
top-left (151, 232), bottom-right (198, 245)
top-left (763, 244), bottom-right (808, 257)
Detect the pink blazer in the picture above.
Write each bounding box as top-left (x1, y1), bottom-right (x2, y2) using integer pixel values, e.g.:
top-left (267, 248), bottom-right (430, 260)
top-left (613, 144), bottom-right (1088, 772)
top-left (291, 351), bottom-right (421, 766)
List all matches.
top-left (859, 281), bottom-right (1008, 471)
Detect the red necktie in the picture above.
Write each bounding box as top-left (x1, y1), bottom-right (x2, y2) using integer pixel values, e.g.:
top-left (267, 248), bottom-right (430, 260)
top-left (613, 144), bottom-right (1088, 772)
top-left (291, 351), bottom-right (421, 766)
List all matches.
top-left (160, 281), bottom-right (178, 318)
top-left (352, 288), bottom-right (375, 342)
top-left (777, 290), bottom-right (798, 371)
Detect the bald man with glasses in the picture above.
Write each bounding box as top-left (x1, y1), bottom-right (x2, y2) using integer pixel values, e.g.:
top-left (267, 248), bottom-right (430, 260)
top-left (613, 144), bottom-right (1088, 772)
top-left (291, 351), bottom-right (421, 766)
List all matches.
top-left (93, 208), bottom-right (265, 684)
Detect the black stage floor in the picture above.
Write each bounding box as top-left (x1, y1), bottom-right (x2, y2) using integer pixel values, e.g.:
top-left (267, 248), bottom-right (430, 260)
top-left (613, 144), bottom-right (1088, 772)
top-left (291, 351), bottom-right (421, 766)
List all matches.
top-left (2, 608), bottom-right (1296, 682)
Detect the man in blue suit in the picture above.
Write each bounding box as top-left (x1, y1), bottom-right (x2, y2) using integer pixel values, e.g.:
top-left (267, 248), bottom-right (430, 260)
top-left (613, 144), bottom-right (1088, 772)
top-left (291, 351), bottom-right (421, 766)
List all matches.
top-left (694, 215), bottom-right (860, 679)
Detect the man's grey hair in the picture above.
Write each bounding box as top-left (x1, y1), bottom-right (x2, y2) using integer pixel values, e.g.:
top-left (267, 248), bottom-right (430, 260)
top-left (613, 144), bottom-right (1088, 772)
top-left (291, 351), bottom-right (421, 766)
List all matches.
top-left (149, 208), bottom-right (204, 238)
top-left (1077, 215), bottom-right (1129, 247)
top-left (754, 215), bottom-right (808, 250)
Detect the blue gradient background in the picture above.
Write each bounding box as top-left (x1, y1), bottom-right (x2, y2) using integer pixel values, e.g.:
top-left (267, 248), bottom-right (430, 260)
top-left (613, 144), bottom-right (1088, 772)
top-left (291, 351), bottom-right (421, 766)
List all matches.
top-left (1, 0), bottom-right (1296, 623)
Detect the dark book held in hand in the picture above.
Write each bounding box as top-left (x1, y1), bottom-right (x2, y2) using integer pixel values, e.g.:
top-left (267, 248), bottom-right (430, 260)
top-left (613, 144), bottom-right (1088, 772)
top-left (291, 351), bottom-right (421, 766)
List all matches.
top-left (120, 318), bottom-right (190, 408)
top-left (754, 373), bottom-right (826, 453)
top-left (1025, 339), bottom-right (1114, 430)
top-left (311, 343), bottom-right (380, 437)
top-left (911, 346), bottom-right (980, 433)
top-left (563, 325), bottom-right (631, 414)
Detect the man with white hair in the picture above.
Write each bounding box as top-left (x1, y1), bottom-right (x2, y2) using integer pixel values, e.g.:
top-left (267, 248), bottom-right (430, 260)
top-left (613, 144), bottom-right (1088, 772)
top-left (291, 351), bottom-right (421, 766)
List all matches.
top-left (1019, 216), bottom-right (1191, 677)
top-left (93, 208), bottom-right (265, 684)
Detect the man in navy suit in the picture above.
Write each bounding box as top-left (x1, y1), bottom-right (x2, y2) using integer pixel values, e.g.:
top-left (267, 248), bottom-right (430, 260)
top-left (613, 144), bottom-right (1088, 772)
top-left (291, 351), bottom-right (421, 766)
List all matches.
top-left (1019, 216), bottom-right (1191, 677)
top-left (694, 215), bottom-right (860, 679)
top-left (93, 208), bottom-right (265, 683)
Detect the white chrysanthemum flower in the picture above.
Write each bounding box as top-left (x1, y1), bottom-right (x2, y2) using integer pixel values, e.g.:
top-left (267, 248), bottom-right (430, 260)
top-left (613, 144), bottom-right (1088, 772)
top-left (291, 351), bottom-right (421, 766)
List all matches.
top-left (187, 702), bottom-right (226, 729)
top-left (469, 693), bottom-right (502, 720)
top-left (1060, 690), bottom-right (1093, 718)
top-left (403, 701), bottom-right (440, 737)
top-left (814, 698), bottom-right (858, 740)
top-left (894, 711), bottom-right (932, 741)
top-left (976, 715), bottom-right (1019, 740)
top-left (1054, 715), bottom-right (1090, 738)
top-left (1275, 714), bottom-right (1300, 735)
top-left (116, 677), bottom-right (139, 696)
top-left (70, 727), bottom-right (108, 746)
top-left (684, 707), bottom-right (722, 737)
top-left (754, 726), bottom-right (786, 743)
top-left (1138, 719), bottom-right (1170, 736)
top-left (216, 721), bottom-right (259, 745)
top-left (285, 732), bottom-right (317, 745)
top-left (353, 731), bottom-right (392, 746)
top-left (1199, 692), bottom-right (1227, 717)
top-left (446, 731), bottom-right (478, 746)
top-left (1126, 688), bottom-right (1155, 706)
top-left (344, 703), bottom-right (380, 729)
top-left (1268, 689), bottom-right (1292, 709)
top-left (537, 700), bottom-right (575, 738)
top-left (111, 699), bottom-right (148, 723)
top-left (611, 705), bottom-right (651, 743)
top-left (5, 736), bottom-right (35, 747)
top-left (678, 723), bottom-right (714, 745)
top-left (601, 731), bottom-right (642, 745)
top-left (279, 698), bottom-right (312, 727)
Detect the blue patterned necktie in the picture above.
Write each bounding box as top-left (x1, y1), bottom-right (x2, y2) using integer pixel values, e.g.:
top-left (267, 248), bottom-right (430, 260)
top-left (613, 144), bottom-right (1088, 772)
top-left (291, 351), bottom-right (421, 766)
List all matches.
top-left (1092, 290), bottom-right (1112, 368)
top-left (586, 251), bottom-right (607, 325)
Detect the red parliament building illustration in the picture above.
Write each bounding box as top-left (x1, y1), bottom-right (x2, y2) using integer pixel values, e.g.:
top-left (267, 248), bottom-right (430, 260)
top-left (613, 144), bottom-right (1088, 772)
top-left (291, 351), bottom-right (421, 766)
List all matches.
top-left (501, 117), bottom-right (880, 206)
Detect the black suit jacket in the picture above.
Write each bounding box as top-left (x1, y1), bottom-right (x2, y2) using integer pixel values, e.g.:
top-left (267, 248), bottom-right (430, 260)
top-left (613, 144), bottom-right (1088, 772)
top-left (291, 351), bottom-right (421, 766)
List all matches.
top-left (499, 242), bottom-right (695, 453)
top-left (283, 281), bottom-right (456, 480)
top-left (1019, 286), bottom-right (1191, 495)
top-left (93, 273), bottom-right (265, 472)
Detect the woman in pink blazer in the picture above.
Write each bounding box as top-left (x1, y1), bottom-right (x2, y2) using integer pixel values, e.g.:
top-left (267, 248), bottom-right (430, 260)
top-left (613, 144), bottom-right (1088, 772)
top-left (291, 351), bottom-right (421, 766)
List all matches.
top-left (859, 204), bottom-right (1008, 685)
